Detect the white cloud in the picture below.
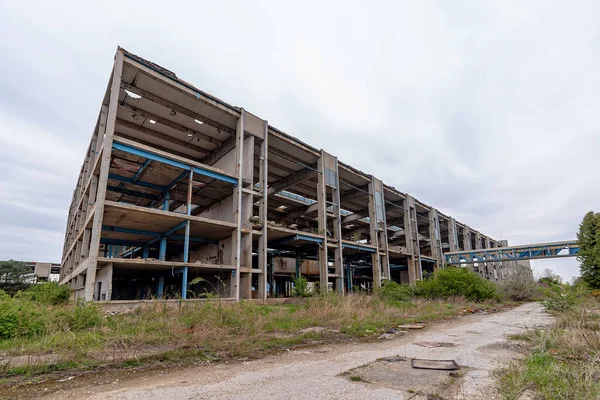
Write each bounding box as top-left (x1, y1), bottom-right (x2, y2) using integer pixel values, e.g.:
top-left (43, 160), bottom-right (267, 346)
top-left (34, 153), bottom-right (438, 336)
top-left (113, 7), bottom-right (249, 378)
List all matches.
top-left (0, 0), bottom-right (598, 280)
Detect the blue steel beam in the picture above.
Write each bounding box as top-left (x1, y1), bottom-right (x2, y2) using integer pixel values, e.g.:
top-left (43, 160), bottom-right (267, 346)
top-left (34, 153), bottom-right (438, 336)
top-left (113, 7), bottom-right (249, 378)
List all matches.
top-left (112, 142), bottom-right (238, 185)
top-left (114, 159), bottom-right (153, 195)
top-left (170, 235), bottom-right (218, 244)
top-left (445, 240), bottom-right (579, 264)
top-left (109, 173), bottom-right (167, 191)
top-left (132, 159), bottom-right (152, 182)
top-left (101, 238), bottom-right (147, 247)
top-left (102, 225), bottom-right (161, 237)
top-left (341, 243), bottom-right (377, 253)
top-left (269, 234), bottom-right (324, 248)
top-left (107, 185), bottom-right (160, 200)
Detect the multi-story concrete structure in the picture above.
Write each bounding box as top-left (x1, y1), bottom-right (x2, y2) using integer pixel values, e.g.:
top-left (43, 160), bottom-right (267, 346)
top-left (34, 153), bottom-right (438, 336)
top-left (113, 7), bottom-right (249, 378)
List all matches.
top-left (60, 48), bottom-right (513, 301)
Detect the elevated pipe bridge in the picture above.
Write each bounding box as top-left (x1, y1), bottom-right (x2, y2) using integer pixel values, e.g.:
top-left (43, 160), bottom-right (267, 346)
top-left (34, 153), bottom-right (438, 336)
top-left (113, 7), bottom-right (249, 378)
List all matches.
top-left (445, 240), bottom-right (579, 265)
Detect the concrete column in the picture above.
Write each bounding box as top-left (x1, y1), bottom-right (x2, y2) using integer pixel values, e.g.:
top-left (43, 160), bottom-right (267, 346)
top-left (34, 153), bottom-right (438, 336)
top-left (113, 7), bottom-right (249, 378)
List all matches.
top-left (463, 225), bottom-right (471, 251)
top-left (84, 49), bottom-right (124, 301)
top-left (404, 195), bottom-right (421, 284)
top-left (231, 109), bottom-right (244, 301)
top-left (316, 152), bottom-right (329, 291)
top-left (327, 152), bottom-right (344, 293)
top-left (239, 133), bottom-right (255, 299)
top-left (368, 177), bottom-right (389, 286)
top-left (428, 208), bottom-right (443, 269)
top-left (448, 217), bottom-right (459, 253)
top-left (257, 120), bottom-right (269, 300)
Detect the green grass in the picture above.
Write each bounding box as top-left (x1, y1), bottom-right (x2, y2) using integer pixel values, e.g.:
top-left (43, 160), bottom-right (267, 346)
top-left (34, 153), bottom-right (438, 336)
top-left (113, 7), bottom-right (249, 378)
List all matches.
top-left (498, 287), bottom-right (600, 400)
top-left (0, 281), bottom-right (510, 382)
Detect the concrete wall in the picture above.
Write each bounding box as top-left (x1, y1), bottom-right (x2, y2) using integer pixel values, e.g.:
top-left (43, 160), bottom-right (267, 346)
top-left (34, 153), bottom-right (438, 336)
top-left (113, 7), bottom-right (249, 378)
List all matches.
top-left (94, 264), bottom-right (113, 301)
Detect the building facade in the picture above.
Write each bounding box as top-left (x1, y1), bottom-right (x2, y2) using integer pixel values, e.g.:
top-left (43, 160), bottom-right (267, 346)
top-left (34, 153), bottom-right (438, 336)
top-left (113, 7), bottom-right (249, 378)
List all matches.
top-left (60, 48), bottom-right (516, 301)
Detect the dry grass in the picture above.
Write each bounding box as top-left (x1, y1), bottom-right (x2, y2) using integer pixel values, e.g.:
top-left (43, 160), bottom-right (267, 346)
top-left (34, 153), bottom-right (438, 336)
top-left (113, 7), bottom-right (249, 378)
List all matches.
top-left (499, 297), bottom-right (600, 400)
top-left (0, 293), bottom-right (505, 380)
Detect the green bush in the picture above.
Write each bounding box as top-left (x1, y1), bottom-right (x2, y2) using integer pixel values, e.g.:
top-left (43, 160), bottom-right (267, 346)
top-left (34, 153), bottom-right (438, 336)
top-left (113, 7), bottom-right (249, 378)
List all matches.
top-left (499, 275), bottom-right (541, 301)
top-left (0, 297), bottom-right (46, 339)
top-left (53, 302), bottom-right (102, 331)
top-left (415, 267), bottom-right (498, 301)
top-left (378, 280), bottom-right (413, 302)
top-left (292, 275), bottom-right (312, 297)
top-left (16, 282), bottom-right (70, 305)
top-left (542, 284), bottom-right (583, 312)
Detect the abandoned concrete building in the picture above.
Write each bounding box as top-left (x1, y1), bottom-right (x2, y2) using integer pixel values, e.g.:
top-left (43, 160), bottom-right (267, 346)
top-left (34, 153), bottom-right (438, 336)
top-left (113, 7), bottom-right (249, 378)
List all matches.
top-left (59, 48), bottom-right (527, 301)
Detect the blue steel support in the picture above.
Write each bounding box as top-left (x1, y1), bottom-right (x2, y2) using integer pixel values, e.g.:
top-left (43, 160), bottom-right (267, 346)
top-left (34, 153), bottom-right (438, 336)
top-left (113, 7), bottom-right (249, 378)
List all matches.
top-left (181, 266), bottom-right (188, 300)
top-left (102, 225), bottom-right (161, 237)
top-left (346, 260), bottom-right (352, 293)
top-left (101, 238), bottom-right (147, 247)
top-left (166, 170), bottom-right (190, 192)
top-left (445, 241), bottom-right (579, 264)
top-left (165, 221), bottom-right (187, 237)
top-left (109, 174), bottom-right (167, 191)
top-left (159, 236), bottom-right (167, 261)
top-left (157, 276), bottom-right (164, 299)
top-left (170, 235), bottom-right (217, 244)
top-left (182, 221), bottom-right (190, 300)
top-left (181, 170), bottom-right (193, 300)
top-left (143, 246), bottom-right (149, 258)
top-left (107, 186), bottom-right (160, 200)
top-left (163, 191), bottom-right (170, 211)
top-left (132, 159), bottom-right (152, 182)
top-left (112, 142), bottom-right (238, 185)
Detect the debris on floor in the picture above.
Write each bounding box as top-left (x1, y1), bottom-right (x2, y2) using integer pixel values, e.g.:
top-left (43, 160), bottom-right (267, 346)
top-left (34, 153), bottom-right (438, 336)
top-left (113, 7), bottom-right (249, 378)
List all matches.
top-left (398, 323), bottom-right (425, 329)
top-left (459, 307), bottom-right (499, 315)
top-left (414, 341), bottom-right (442, 348)
top-left (411, 359), bottom-right (459, 371)
top-left (379, 356), bottom-right (406, 362)
top-left (414, 342), bottom-right (456, 348)
top-left (378, 328), bottom-right (408, 339)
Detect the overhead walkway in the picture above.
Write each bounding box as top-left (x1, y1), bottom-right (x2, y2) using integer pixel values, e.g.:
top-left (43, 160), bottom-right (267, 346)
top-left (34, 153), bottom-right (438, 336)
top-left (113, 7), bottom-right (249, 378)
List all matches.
top-left (445, 240), bottom-right (579, 265)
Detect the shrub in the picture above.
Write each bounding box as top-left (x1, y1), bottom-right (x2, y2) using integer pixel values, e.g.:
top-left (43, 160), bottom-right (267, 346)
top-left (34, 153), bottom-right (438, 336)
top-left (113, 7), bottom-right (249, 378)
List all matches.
top-left (499, 275), bottom-right (540, 301)
top-left (53, 301), bottom-right (103, 331)
top-left (415, 267), bottom-right (498, 301)
top-left (17, 282), bottom-right (70, 305)
top-left (0, 297), bottom-right (46, 339)
top-left (378, 280), bottom-right (413, 302)
top-left (292, 275), bottom-right (312, 297)
top-left (542, 284), bottom-right (583, 312)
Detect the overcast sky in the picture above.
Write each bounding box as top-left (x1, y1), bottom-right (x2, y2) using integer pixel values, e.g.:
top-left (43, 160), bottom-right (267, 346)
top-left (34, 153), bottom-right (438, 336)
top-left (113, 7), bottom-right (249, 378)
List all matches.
top-left (1, 1), bottom-right (598, 280)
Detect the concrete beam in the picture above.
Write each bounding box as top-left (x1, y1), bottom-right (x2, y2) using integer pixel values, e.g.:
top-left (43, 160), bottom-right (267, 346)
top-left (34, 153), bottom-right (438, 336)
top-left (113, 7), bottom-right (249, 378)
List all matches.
top-left (121, 83), bottom-right (236, 135)
top-left (267, 166), bottom-right (317, 197)
top-left (340, 185), bottom-right (369, 203)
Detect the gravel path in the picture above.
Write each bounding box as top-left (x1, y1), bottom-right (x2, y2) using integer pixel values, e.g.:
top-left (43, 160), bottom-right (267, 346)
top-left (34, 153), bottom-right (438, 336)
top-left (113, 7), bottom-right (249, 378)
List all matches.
top-left (44, 302), bottom-right (552, 400)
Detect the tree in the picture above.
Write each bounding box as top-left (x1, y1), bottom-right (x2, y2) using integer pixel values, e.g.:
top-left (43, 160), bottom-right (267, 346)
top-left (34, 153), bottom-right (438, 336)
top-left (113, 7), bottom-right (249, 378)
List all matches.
top-left (577, 211), bottom-right (600, 289)
top-left (0, 259), bottom-right (32, 284)
top-left (539, 268), bottom-right (561, 285)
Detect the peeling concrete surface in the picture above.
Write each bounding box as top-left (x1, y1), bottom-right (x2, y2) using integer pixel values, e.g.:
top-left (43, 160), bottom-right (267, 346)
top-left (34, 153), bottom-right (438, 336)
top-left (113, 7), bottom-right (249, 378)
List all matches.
top-left (40, 302), bottom-right (552, 400)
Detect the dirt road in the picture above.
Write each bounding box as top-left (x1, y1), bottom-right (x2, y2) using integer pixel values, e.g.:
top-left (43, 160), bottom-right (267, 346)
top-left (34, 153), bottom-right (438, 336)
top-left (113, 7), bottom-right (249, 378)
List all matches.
top-left (38, 302), bottom-right (551, 400)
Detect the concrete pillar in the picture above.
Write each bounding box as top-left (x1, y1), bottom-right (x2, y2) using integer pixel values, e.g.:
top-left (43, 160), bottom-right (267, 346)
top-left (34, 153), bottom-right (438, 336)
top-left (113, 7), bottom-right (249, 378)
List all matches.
top-left (428, 208), bottom-right (443, 269)
top-left (231, 109), bottom-right (244, 301)
top-left (368, 177), bottom-right (389, 287)
top-left (316, 150), bottom-right (344, 293)
top-left (257, 120), bottom-right (269, 300)
top-left (463, 225), bottom-right (471, 251)
top-left (448, 217), bottom-right (459, 253)
top-left (404, 195), bottom-right (421, 284)
top-left (84, 49), bottom-right (124, 301)
top-left (316, 152), bottom-right (329, 291)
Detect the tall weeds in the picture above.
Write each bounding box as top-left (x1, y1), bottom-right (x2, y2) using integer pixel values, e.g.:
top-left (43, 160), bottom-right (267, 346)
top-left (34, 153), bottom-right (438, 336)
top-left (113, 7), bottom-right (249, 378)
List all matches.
top-left (499, 285), bottom-right (600, 400)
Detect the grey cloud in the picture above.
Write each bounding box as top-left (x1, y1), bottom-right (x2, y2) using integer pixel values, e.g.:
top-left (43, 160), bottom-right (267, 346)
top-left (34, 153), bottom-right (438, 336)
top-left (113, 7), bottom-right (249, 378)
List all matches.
top-left (0, 1), bottom-right (598, 280)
